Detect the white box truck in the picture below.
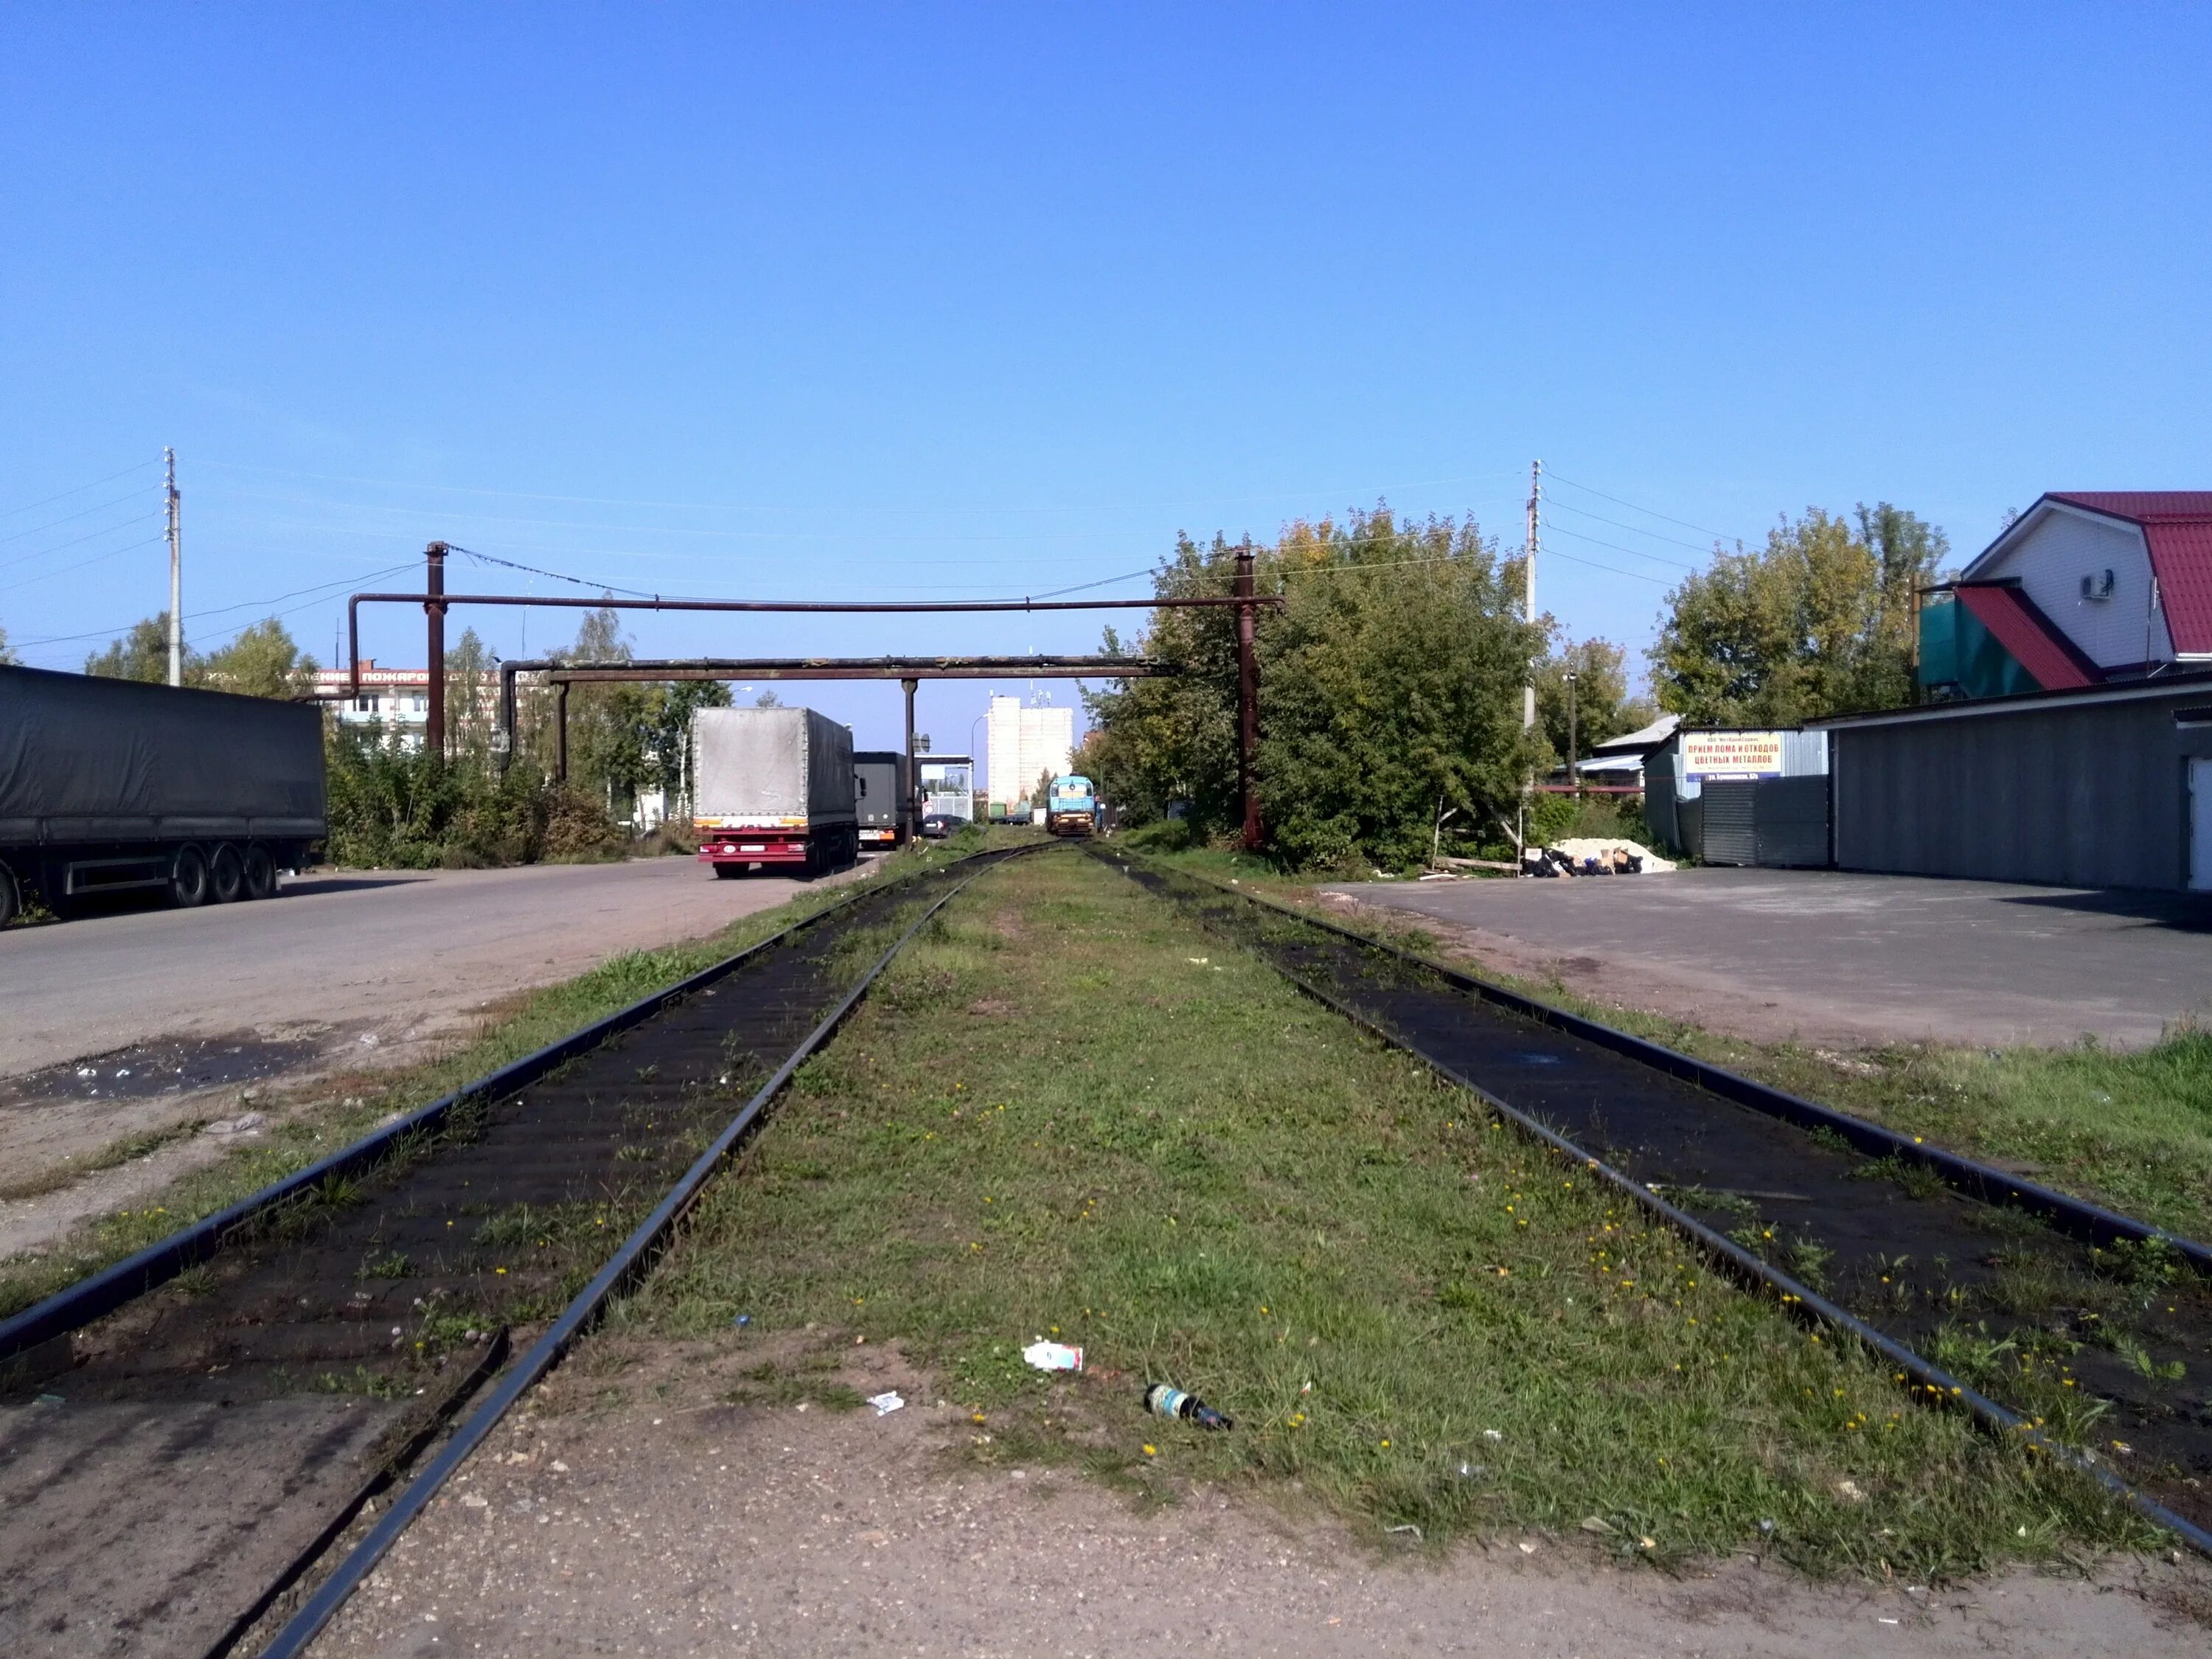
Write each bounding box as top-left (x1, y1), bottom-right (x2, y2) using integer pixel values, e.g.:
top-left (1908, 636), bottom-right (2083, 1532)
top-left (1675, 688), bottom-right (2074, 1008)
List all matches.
top-left (692, 706), bottom-right (858, 878)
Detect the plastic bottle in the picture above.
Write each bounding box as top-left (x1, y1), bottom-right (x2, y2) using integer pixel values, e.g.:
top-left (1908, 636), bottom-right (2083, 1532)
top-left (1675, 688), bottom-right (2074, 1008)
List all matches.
top-left (1144, 1382), bottom-right (1232, 1430)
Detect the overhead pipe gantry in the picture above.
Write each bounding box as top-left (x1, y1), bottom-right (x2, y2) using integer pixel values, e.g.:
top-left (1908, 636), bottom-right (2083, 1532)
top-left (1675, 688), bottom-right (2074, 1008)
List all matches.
top-left (352, 544), bottom-right (1276, 848)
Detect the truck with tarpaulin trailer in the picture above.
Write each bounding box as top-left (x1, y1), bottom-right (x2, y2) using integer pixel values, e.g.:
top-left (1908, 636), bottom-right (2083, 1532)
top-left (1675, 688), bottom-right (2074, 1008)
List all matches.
top-left (1045, 774), bottom-right (1100, 837)
top-left (692, 706), bottom-right (858, 878)
top-left (0, 664), bottom-right (326, 925)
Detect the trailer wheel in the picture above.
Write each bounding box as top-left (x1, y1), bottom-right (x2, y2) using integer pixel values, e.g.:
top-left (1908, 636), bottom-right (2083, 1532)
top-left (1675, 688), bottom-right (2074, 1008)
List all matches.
top-left (712, 863), bottom-right (743, 880)
top-left (209, 843), bottom-right (246, 903)
top-left (242, 843), bottom-right (277, 900)
top-left (169, 844), bottom-right (210, 908)
top-left (0, 864), bottom-right (17, 929)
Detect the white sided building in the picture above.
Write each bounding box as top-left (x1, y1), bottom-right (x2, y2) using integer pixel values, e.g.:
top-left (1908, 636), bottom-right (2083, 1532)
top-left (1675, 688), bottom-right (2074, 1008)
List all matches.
top-left (985, 695), bottom-right (1074, 813)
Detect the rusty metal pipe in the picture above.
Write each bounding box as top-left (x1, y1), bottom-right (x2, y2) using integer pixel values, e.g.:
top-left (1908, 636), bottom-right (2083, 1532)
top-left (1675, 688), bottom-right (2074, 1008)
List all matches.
top-left (348, 591), bottom-right (1273, 697)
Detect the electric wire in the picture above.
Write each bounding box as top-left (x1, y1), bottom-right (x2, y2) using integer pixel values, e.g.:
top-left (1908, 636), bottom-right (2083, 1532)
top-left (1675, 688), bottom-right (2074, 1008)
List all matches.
top-left (0, 487), bottom-right (164, 546)
top-left (199, 456), bottom-right (1528, 519)
top-left (0, 535), bottom-right (166, 595)
top-left (0, 510), bottom-right (167, 577)
top-left (452, 545), bottom-right (661, 601)
top-left (1543, 470), bottom-right (1746, 544)
top-left (1540, 518), bottom-right (1700, 571)
top-left (13, 561), bottom-right (417, 653)
top-left (0, 459), bottom-right (160, 521)
top-left (1542, 496), bottom-right (1731, 555)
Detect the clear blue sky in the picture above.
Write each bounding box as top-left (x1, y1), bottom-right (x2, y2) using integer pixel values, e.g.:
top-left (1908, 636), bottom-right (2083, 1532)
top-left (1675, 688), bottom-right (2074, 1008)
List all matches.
top-left (4, 5), bottom-right (2208, 764)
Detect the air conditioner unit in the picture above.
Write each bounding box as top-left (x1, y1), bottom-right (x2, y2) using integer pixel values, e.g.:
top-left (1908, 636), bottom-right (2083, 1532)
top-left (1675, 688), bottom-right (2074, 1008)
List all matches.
top-left (2081, 568), bottom-right (2116, 601)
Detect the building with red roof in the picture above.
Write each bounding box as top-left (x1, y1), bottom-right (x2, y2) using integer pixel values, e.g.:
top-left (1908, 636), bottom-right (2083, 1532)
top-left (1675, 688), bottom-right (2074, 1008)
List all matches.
top-left (1921, 492), bottom-right (2212, 699)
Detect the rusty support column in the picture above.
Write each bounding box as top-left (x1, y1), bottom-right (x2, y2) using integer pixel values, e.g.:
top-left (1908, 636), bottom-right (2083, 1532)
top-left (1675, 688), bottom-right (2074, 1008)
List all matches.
top-left (424, 542), bottom-right (448, 759)
top-left (1235, 546), bottom-right (1260, 852)
top-left (901, 676), bottom-right (919, 844)
top-left (554, 681), bottom-right (569, 784)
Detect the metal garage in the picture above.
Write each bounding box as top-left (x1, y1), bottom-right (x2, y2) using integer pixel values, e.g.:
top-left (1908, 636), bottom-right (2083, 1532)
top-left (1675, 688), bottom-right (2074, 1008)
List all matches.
top-left (1815, 672), bottom-right (2212, 891)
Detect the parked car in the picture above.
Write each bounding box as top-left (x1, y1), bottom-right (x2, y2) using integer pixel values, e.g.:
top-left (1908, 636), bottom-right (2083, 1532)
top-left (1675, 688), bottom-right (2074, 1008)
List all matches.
top-left (919, 813), bottom-right (959, 840)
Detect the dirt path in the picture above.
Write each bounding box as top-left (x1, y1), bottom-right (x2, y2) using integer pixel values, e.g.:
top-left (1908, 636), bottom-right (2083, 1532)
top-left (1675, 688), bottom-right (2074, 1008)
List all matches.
top-left (309, 1340), bottom-right (2210, 1659)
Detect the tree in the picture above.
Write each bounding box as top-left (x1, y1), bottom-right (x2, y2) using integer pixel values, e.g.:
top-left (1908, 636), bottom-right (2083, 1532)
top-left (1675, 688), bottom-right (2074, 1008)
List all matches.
top-left (557, 604), bottom-right (651, 816)
top-left (1085, 506), bottom-right (1543, 869)
top-left (442, 626), bottom-right (495, 759)
top-left (1534, 638), bottom-right (1654, 773)
top-left (201, 618), bottom-right (318, 700)
top-left (754, 687), bottom-right (782, 708)
top-left (86, 614), bottom-right (191, 683)
top-left (0, 621), bottom-right (17, 666)
top-left (646, 678), bottom-right (732, 815)
top-left (1648, 504), bottom-right (1948, 726)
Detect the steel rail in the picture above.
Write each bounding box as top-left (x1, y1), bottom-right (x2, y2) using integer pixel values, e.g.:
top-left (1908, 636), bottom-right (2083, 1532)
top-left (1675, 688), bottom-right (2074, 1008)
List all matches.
top-left (1107, 852), bottom-right (2212, 1559)
top-left (1177, 866), bottom-right (2212, 1273)
top-left (251, 847), bottom-right (1029, 1658)
top-left (0, 846), bottom-right (1008, 1367)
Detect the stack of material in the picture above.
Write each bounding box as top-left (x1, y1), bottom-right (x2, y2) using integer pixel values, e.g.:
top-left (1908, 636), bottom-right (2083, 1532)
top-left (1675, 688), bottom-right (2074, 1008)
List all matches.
top-left (1520, 836), bottom-right (1676, 877)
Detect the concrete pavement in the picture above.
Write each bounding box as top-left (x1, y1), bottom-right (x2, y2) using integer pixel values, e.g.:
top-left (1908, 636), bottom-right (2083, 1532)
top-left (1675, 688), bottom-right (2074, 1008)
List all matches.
top-left (1332, 866), bottom-right (2212, 1050)
top-left (0, 856), bottom-right (866, 1084)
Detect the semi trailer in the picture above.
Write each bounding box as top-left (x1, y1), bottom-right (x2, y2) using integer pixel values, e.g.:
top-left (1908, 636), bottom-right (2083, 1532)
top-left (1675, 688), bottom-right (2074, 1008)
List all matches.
top-left (692, 706), bottom-right (859, 878)
top-left (852, 749), bottom-right (905, 849)
top-left (0, 664), bottom-right (327, 925)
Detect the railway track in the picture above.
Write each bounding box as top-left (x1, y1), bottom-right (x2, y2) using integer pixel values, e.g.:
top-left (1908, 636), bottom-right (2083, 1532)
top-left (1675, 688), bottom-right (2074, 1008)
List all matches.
top-left (1105, 849), bottom-right (2212, 1557)
top-left (0, 843), bottom-right (1038, 1659)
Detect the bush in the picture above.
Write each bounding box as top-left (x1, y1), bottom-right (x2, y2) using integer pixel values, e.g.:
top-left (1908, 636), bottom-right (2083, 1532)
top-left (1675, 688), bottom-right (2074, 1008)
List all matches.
top-left (324, 731), bottom-right (621, 869)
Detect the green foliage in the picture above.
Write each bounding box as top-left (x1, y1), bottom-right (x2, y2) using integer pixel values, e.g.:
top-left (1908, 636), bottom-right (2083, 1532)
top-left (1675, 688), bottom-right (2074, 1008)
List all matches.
top-left (84, 612), bottom-right (316, 699)
top-left (203, 617), bottom-right (319, 698)
top-left (86, 613), bottom-right (187, 682)
top-left (1085, 507), bottom-right (1543, 871)
top-left (323, 729), bottom-right (621, 869)
top-left (1534, 637), bottom-right (1653, 768)
top-left (0, 620), bottom-right (17, 665)
top-left (1649, 504), bottom-right (1947, 725)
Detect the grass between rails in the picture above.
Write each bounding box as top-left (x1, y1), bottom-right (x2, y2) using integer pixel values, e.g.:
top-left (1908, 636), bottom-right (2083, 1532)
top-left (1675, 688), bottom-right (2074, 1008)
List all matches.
top-left (1148, 845), bottom-right (2212, 1247)
top-left (622, 850), bottom-right (2157, 1579)
top-left (0, 834), bottom-right (1006, 1322)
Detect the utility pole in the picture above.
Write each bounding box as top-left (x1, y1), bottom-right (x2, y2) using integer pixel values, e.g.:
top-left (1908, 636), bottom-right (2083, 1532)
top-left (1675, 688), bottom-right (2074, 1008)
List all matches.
top-left (164, 448), bottom-right (183, 686)
top-left (1517, 459), bottom-right (1540, 868)
top-left (1523, 459), bottom-right (1540, 730)
top-left (1566, 661), bottom-right (1579, 803)
top-left (902, 677), bottom-right (921, 843)
top-left (424, 542), bottom-right (449, 759)
top-left (1234, 544), bottom-right (1260, 852)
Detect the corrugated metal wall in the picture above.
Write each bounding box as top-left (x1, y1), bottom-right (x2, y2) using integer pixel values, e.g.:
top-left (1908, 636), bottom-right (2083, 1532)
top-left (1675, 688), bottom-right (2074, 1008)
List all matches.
top-left (1754, 776), bottom-right (1832, 868)
top-left (1832, 691), bottom-right (2212, 890)
top-left (1699, 782), bottom-right (1758, 865)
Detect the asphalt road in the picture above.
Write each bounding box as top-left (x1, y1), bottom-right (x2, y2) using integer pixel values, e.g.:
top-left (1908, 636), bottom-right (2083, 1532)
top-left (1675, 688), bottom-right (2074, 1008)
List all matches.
top-left (1334, 866), bottom-right (2212, 1050)
top-left (0, 857), bottom-right (865, 1083)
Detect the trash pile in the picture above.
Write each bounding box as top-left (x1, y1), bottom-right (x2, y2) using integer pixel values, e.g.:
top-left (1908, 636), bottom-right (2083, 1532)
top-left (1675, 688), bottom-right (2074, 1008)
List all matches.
top-left (1520, 836), bottom-right (1675, 878)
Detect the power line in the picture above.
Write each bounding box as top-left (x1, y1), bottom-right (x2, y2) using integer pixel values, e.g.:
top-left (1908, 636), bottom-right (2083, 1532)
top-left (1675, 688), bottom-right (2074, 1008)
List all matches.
top-left (14, 560), bottom-right (418, 651)
top-left (200, 456), bottom-right (1528, 520)
top-left (1543, 546), bottom-right (1674, 586)
top-left (0, 459), bottom-right (160, 521)
top-left (0, 510), bottom-right (167, 577)
top-left (1032, 568), bottom-right (1152, 599)
top-left (1542, 497), bottom-right (1730, 555)
top-left (0, 535), bottom-right (166, 596)
top-left (452, 545), bottom-right (660, 600)
top-left (1543, 470), bottom-right (1747, 545)
top-left (0, 486), bottom-right (163, 546)
top-left (1540, 518), bottom-right (1699, 571)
